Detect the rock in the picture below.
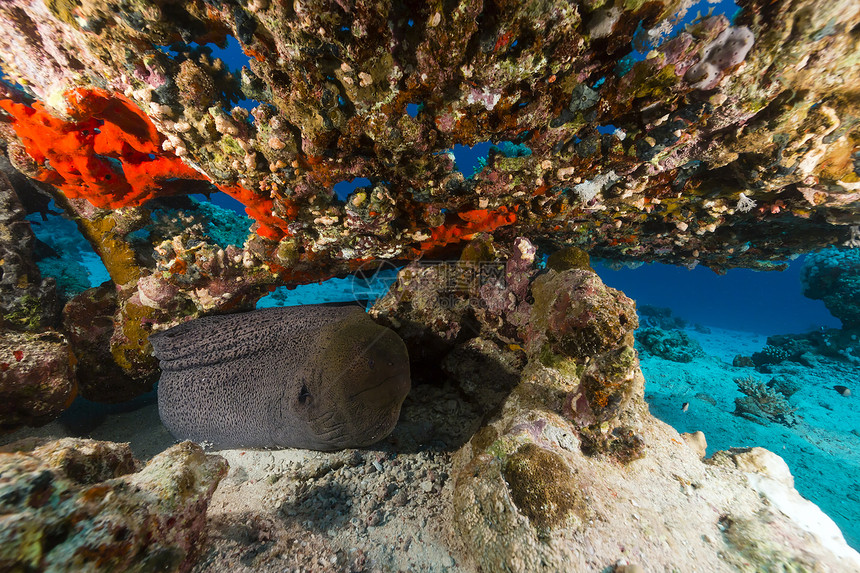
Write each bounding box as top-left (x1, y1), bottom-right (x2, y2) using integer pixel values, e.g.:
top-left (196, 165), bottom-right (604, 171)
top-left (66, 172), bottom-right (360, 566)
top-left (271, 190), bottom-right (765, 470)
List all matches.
top-left (0, 170), bottom-right (61, 332)
top-left (0, 330), bottom-right (76, 432)
top-left (713, 446), bottom-right (793, 487)
top-left (526, 268), bottom-right (638, 360)
top-left (637, 304), bottom-right (687, 330)
top-left (441, 337), bottom-right (523, 404)
top-left (62, 283), bottom-right (155, 403)
top-left (681, 431), bottom-right (708, 458)
top-left (0, 438), bottom-right (227, 572)
top-left (371, 239), bottom-right (535, 380)
top-left (732, 354), bottom-right (755, 367)
top-left (368, 245), bottom-right (860, 572)
top-left (451, 355), bottom-right (860, 571)
top-left (636, 327), bottom-right (704, 363)
top-left (711, 447), bottom-right (860, 567)
top-left (767, 375), bottom-right (802, 399)
top-left (797, 351), bottom-right (818, 367)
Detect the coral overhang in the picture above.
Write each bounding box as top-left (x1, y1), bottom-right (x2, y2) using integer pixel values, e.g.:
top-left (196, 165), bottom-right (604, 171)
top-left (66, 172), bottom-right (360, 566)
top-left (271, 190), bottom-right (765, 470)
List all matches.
top-left (0, 0), bottom-right (856, 281)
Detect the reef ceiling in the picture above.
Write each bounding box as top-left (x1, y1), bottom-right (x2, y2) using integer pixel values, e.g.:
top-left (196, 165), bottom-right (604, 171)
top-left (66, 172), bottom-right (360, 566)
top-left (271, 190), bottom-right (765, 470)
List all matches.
top-left (0, 0), bottom-right (858, 288)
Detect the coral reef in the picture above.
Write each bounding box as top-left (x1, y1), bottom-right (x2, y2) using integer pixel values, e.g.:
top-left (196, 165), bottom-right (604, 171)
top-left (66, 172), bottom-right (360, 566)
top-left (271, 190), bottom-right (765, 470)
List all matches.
top-left (0, 2), bottom-right (855, 565)
top-left (801, 247), bottom-right (860, 330)
top-left (0, 0), bottom-right (856, 422)
top-left (0, 0), bottom-right (855, 279)
top-left (733, 375), bottom-right (798, 426)
top-left (526, 266), bottom-right (638, 362)
top-left (0, 169), bottom-right (77, 429)
top-left (0, 438), bottom-right (227, 572)
top-left (636, 304), bottom-right (688, 330)
top-left (748, 328), bottom-right (860, 372)
top-left (372, 240), bottom-right (642, 456)
top-left (369, 237), bottom-right (859, 571)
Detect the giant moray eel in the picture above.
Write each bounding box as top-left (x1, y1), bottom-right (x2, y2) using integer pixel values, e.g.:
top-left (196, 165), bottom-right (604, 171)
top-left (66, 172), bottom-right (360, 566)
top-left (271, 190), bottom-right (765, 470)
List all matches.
top-left (150, 305), bottom-right (411, 450)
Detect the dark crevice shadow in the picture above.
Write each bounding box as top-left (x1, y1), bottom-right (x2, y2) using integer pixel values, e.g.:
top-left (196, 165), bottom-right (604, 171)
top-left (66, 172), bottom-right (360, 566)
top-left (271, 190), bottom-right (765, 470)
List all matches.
top-left (57, 390), bottom-right (158, 435)
top-left (373, 334), bottom-right (523, 455)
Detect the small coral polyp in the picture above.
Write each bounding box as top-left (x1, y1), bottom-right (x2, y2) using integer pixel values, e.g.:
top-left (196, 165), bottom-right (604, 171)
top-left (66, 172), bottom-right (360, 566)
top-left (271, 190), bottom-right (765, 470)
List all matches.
top-left (0, 88), bottom-right (290, 241)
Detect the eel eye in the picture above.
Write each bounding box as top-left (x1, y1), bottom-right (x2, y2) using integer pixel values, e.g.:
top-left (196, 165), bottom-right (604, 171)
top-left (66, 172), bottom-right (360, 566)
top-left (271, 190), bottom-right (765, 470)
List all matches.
top-left (368, 359), bottom-right (375, 369)
top-left (298, 383), bottom-right (311, 405)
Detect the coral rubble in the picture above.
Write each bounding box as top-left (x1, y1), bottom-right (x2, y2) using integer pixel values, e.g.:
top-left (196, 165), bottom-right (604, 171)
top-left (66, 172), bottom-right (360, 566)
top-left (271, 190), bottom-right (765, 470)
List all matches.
top-left (0, 438), bottom-right (227, 572)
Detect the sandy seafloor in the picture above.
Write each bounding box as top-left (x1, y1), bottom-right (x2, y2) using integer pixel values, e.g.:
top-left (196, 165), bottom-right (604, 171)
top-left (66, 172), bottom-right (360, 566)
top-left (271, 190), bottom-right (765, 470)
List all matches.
top-left (640, 325), bottom-right (860, 551)
top-left (3, 323), bottom-right (859, 570)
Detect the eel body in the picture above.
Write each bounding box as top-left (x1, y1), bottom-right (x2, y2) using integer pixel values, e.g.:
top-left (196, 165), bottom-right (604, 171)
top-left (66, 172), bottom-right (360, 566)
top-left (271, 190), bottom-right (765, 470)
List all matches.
top-left (150, 305), bottom-right (410, 450)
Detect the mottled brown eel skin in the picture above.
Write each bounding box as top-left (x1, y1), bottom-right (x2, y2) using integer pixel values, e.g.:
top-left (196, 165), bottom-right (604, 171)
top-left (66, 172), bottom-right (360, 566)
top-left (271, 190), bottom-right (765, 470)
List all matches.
top-left (150, 305), bottom-right (411, 451)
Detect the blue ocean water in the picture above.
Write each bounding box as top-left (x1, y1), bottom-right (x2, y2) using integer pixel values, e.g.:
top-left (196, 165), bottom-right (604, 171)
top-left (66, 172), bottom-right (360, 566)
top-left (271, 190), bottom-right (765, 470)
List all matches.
top-left (594, 259), bottom-right (839, 335)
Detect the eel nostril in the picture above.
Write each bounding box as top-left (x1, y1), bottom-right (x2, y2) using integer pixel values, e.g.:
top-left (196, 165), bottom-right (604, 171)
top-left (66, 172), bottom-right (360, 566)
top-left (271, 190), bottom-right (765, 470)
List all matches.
top-left (298, 383), bottom-right (311, 404)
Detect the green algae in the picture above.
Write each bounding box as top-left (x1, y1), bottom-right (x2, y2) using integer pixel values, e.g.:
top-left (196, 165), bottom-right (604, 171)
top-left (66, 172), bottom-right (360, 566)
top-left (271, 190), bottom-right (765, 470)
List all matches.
top-left (502, 442), bottom-right (588, 532)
